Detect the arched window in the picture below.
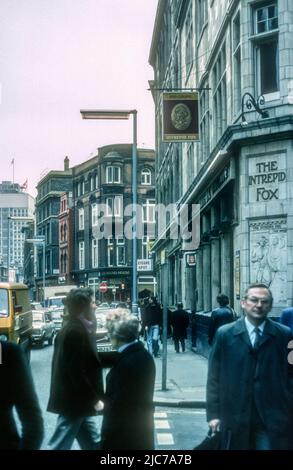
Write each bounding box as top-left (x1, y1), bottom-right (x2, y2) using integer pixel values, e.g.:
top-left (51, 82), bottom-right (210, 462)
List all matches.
top-left (141, 168), bottom-right (151, 185)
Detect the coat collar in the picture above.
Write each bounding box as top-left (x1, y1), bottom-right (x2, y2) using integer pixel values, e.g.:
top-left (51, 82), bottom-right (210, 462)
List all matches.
top-left (118, 340), bottom-right (145, 359)
top-left (233, 317), bottom-right (277, 348)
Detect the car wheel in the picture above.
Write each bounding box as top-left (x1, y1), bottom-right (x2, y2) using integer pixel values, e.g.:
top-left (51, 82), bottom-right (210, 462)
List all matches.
top-left (39, 338), bottom-right (45, 348)
top-left (48, 333), bottom-right (54, 346)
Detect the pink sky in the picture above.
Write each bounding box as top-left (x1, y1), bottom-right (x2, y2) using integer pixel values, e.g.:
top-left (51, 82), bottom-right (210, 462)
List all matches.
top-left (0, 0), bottom-right (157, 196)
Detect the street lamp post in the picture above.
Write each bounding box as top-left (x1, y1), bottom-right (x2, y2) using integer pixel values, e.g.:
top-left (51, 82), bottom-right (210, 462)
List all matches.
top-left (80, 109), bottom-right (138, 315)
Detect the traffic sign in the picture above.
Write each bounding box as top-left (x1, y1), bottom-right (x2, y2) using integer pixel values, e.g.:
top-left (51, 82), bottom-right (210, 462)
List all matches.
top-left (99, 282), bottom-right (108, 293)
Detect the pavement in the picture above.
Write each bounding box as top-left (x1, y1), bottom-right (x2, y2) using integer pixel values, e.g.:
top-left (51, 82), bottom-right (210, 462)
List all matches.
top-left (152, 339), bottom-right (208, 408)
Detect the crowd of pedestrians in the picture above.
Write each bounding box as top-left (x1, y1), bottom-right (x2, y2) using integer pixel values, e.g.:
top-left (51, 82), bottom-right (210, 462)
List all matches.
top-left (1, 284), bottom-right (293, 450)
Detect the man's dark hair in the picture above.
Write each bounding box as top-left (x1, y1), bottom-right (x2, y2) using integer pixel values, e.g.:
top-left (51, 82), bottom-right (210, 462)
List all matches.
top-left (177, 302), bottom-right (183, 309)
top-left (243, 283), bottom-right (273, 303)
top-left (63, 289), bottom-right (91, 317)
top-left (216, 294), bottom-right (229, 307)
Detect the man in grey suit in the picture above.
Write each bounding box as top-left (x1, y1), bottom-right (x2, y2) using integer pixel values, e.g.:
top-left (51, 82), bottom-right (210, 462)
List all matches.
top-left (206, 283), bottom-right (293, 450)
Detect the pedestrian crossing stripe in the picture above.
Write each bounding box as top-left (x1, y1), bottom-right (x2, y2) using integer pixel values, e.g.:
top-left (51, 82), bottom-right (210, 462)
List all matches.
top-left (155, 420), bottom-right (170, 429)
top-left (156, 433), bottom-right (174, 445)
top-left (154, 412), bottom-right (167, 418)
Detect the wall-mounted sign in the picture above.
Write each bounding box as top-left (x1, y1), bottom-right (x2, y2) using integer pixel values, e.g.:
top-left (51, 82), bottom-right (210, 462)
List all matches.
top-left (248, 155), bottom-right (287, 203)
top-left (137, 259), bottom-right (153, 272)
top-left (186, 253), bottom-right (196, 266)
top-left (162, 92), bottom-right (199, 142)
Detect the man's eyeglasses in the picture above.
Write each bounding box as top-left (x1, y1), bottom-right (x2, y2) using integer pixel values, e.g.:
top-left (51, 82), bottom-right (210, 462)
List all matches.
top-left (245, 296), bottom-right (271, 305)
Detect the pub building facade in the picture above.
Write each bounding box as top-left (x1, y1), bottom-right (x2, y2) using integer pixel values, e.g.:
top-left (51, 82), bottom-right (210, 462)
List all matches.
top-left (149, 0), bottom-right (293, 323)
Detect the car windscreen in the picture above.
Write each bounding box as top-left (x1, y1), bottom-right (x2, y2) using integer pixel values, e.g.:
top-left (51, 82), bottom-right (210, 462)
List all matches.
top-left (0, 289), bottom-right (9, 317)
top-left (33, 312), bottom-right (43, 322)
top-left (32, 303), bottom-right (43, 310)
top-left (51, 311), bottom-right (62, 319)
top-left (49, 298), bottom-right (64, 308)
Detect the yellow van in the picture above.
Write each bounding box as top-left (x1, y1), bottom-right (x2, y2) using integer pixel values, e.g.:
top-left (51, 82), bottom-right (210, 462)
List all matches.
top-left (0, 283), bottom-right (33, 355)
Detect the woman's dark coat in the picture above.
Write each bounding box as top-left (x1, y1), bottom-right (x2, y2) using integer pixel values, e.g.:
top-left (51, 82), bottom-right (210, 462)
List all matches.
top-left (47, 318), bottom-right (104, 417)
top-left (171, 309), bottom-right (189, 339)
top-left (101, 341), bottom-right (155, 450)
top-left (0, 341), bottom-right (44, 450)
top-left (206, 318), bottom-right (293, 450)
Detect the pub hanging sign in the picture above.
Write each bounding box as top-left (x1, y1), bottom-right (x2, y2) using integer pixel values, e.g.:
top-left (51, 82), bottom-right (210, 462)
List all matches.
top-left (162, 92), bottom-right (199, 142)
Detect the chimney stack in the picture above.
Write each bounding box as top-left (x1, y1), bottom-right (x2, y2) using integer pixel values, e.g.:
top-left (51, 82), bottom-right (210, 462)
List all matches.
top-left (64, 156), bottom-right (69, 171)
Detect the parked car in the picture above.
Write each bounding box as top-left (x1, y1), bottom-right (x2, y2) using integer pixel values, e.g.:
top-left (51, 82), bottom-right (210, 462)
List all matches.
top-left (46, 295), bottom-right (66, 331)
top-left (31, 310), bottom-right (55, 347)
top-left (109, 302), bottom-right (119, 309)
top-left (95, 309), bottom-right (108, 341)
top-left (95, 309), bottom-right (117, 366)
top-left (97, 302), bottom-right (110, 309)
top-left (116, 302), bottom-right (129, 310)
top-left (31, 301), bottom-right (45, 311)
top-left (50, 309), bottom-right (64, 331)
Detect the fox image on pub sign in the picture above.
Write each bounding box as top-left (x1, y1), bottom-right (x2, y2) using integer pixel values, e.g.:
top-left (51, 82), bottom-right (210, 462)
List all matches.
top-left (162, 92), bottom-right (199, 142)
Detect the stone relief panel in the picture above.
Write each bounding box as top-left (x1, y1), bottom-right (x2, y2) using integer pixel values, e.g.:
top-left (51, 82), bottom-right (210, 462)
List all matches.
top-left (249, 218), bottom-right (287, 306)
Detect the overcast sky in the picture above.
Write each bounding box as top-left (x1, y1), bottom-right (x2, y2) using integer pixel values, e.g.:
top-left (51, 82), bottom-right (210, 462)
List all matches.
top-left (0, 0), bottom-right (157, 196)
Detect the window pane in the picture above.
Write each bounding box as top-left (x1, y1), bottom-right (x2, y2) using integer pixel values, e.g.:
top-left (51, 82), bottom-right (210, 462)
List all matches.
top-left (260, 40), bottom-right (278, 93)
top-left (268, 5), bottom-right (276, 19)
top-left (117, 246), bottom-right (125, 265)
top-left (114, 197), bottom-right (122, 216)
top-left (269, 17), bottom-right (278, 30)
top-left (108, 246), bottom-right (114, 266)
top-left (257, 20), bottom-right (266, 33)
top-left (257, 8), bottom-right (266, 23)
top-left (106, 198), bottom-right (113, 216)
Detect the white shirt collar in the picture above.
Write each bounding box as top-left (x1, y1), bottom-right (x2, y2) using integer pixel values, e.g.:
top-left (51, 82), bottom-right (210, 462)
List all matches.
top-left (244, 317), bottom-right (266, 344)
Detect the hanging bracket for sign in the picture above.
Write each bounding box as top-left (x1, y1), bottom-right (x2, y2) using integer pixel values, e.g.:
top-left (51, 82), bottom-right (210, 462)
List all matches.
top-left (162, 92), bottom-right (199, 142)
top-left (148, 87), bottom-right (211, 91)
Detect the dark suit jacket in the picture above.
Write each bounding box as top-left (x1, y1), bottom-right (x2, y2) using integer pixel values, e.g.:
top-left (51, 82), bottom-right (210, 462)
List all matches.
top-left (47, 318), bottom-right (104, 417)
top-left (0, 341), bottom-right (44, 450)
top-left (206, 318), bottom-right (293, 449)
top-left (208, 306), bottom-right (234, 345)
top-left (101, 341), bottom-right (155, 450)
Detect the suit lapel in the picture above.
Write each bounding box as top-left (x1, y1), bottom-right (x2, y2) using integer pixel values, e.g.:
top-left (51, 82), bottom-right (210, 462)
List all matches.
top-left (259, 318), bottom-right (277, 348)
top-left (233, 318), bottom-right (251, 348)
top-left (233, 317), bottom-right (277, 349)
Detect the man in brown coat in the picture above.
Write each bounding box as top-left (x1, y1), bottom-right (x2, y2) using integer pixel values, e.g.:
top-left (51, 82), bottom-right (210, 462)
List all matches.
top-left (47, 289), bottom-right (104, 450)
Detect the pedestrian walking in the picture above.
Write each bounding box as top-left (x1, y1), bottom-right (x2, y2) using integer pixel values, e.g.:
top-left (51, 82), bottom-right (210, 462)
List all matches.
top-left (141, 297), bottom-right (162, 357)
top-left (206, 283), bottom-right (293, 450)
top-left (208, 293), bottom-right (235, 345)
top-left (47, 288), bottom-right (104, 450)
top-left (170, 303), bottom-right (189, 353)
top-left (0, 340), bottom-right (44, 450)
top-left (100, 310), bottom-right (155, 450)
top-left (280, 307), bottom-right (293, 333)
